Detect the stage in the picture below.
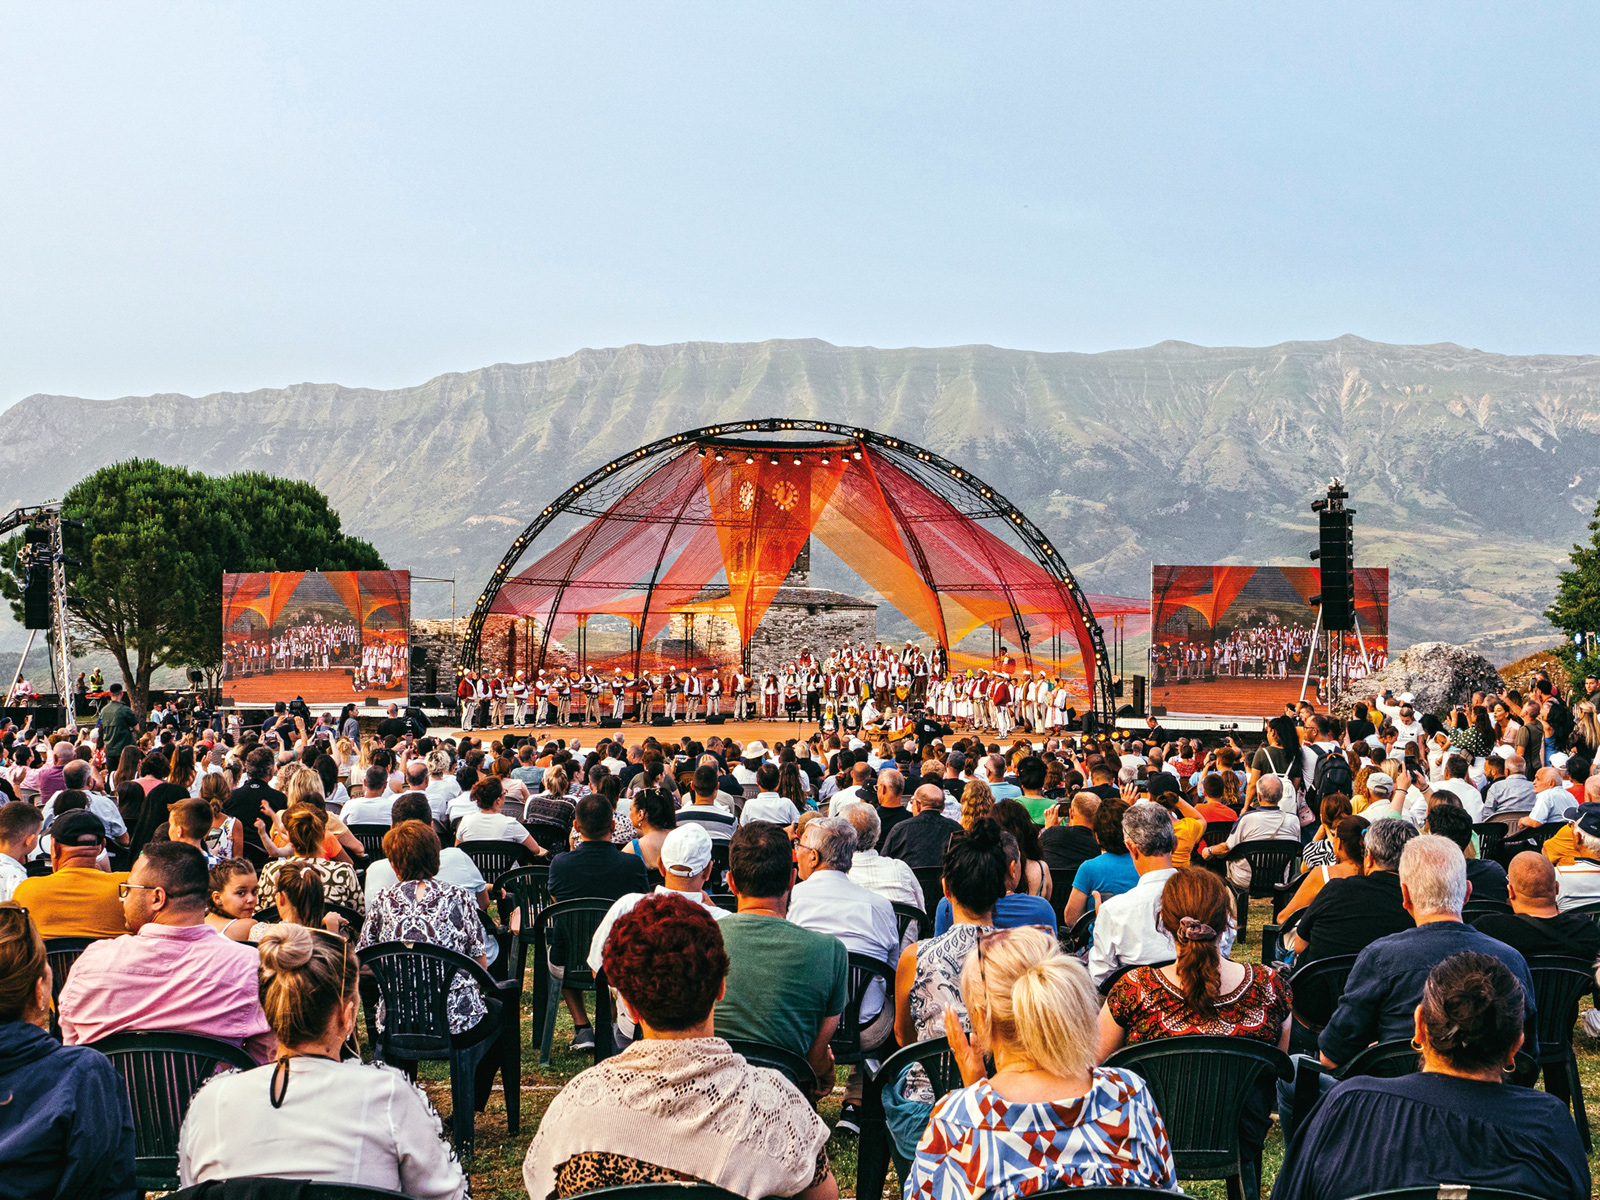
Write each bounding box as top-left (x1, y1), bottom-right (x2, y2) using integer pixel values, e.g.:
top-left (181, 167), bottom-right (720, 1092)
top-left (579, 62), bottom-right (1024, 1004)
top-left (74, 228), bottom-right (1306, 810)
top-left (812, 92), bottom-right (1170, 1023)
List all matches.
top-left (1151, 677), bottom-right (1321, 718)
top-left (222, 669), bottom-right (406, 705)
top-left (444, 715), bottom-right (852, 747)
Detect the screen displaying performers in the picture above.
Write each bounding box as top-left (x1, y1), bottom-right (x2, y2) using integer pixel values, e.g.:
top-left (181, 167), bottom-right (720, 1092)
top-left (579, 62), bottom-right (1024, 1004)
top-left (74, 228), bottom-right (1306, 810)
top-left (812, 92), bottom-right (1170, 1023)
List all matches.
top-left (1149, 565), bottom-right (1388, 715)
top-left (221, 570), bottom-right (411, 703)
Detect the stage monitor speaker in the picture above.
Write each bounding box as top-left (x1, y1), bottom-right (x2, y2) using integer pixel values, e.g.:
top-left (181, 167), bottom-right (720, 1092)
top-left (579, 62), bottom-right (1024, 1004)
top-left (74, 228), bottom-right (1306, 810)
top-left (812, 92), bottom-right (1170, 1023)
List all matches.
top-left (706, 714), bottom-right (727, 725)
top-left (1132, 674), bottom-right (1147, 717)
top-left (600, 717), bottom-right (622, 728)
top-left (651, 715), bottom-right (676, 727)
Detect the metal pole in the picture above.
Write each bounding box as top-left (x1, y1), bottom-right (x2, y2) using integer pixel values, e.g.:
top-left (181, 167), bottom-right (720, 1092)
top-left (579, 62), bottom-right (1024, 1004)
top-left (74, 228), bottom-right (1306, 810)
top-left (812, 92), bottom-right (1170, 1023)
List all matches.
top-left (1298, 606), bottom-right (1323, 705)
top-left (6, 629), bottom-right (36, 706)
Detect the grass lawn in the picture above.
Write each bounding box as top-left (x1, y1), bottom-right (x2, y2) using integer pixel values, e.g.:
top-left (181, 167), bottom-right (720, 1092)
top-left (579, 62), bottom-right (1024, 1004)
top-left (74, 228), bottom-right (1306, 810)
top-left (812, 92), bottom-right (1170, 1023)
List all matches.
top-left (391, 898), bottom-right (1600, 1199)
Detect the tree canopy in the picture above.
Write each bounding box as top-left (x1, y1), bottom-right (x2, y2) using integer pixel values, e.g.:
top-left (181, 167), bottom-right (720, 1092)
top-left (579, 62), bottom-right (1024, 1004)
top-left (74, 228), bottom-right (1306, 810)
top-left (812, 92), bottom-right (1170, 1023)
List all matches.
top-left (0, 460), bottom-right (383, 712)
top-left (1545, 494), bottom-right (1600, 689)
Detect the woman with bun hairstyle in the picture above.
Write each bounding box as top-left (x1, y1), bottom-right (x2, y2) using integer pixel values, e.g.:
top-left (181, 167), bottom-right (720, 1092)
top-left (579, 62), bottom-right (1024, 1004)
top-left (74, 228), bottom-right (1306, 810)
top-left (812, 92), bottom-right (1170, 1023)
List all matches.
top-left (0, 901), bottom-right (136, 1197)
top-left (904, 925), bottom-right (1176, 1198)
top-left (1272, 951), bottom-right (1589, 1200)
top-left (177, 922), bottom-right (466, 1200)
top-left (525, 892), bottom-right (834, 1200)
top-left (1097, 868), bottom-right (1290, 1197)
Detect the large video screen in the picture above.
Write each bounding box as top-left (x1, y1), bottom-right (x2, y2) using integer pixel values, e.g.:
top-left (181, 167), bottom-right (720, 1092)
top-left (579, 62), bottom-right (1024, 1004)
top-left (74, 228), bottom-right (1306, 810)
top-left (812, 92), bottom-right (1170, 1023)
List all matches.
top-left (1149, 565), bottom-right (1388, 716)
top-left (221, 571), bottom-right (411, 704)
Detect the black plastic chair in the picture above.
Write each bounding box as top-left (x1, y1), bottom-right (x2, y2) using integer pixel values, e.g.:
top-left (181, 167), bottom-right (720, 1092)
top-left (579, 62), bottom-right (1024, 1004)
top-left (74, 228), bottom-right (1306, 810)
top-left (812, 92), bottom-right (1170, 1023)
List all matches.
top-left (536, 1184), bottom-right (745, 1200)
top-left (1201, 820), bottom-right (1235, 848)
top-left (1525, 954), bottom-right (1593, 1150)
top-left (1033, 1189), bottom-right (1200, 1199)
top-left (1060, 908), bottom-right (1095, 954)
top-left (1098, 958), bottom-right (1174, 998)
top-left (708, 892), bottom-right (738, 912)
top-left (457, 839), bottom-right (539, 890)
top-left (530, 897), bottom-right (617, 1065)
top-left (1461, 897), bottom-right (1514, 919)
top-left (167, 1181), bottom-right (412, 1200)
top-left (1259, 908), bottom-right (1303, 967)
top-left (912, 865), bottom-right (945, 917)
top-left (1272, 869), bottom-right (1309, 920)
top-left (1219, 839), bottom-right (1303, 935)
top-left (493, 863), bottom-right (551, 982)
top-left (357, 940), bottom-right (522, 1160)
top-left (723, 1038), bottom-right (817, 1092)
top-left (524, 820), bottom-right (571, 856)
top-left (90, 1030), bottom-right (258, 1192)
top-left (1561, 897), bottom-right (1600, 926)
top-left (1286, 952), bottom-right (1360, 1033)
top-left (1288, 1037), bottom-right (1421, 1145)
top-left (1340, 1188), bottom-right (1546, 1199)
top-left (859, 1036), bottom-right (963, 1200)
top-left (1473, 820), bottom-right (1510, 867)
top-left (43, 935), bottom-right (99, 1038)
top-left (709, 842), bottom-right (730, 892)
top-left (346, 823), bottom-right (391, 860)
top-left (831, 953), bottom-right (897, 1065)
top-left (1105, 1033), bottom-right (1293, 1200)
top-left (892, 900), bottom-right (928, 945)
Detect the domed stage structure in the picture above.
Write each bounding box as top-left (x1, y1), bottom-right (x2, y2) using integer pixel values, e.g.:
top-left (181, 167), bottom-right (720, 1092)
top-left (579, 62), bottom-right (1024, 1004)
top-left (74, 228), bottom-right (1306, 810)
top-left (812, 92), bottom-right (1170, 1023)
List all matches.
top-left (459, 418), bottom-right (1116, 723)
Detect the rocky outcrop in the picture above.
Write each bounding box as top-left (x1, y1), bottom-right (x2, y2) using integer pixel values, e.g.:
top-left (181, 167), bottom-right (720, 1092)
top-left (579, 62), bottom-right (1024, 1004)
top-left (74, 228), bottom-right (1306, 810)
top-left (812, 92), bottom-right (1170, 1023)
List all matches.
top-left (1338, 642), bottom-right (1504, 717)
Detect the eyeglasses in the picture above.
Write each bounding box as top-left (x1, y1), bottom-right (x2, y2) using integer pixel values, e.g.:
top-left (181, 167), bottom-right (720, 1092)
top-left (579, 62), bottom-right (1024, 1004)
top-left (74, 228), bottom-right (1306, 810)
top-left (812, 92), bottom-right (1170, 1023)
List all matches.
top-left (118, 883), bottom-right (203, 900)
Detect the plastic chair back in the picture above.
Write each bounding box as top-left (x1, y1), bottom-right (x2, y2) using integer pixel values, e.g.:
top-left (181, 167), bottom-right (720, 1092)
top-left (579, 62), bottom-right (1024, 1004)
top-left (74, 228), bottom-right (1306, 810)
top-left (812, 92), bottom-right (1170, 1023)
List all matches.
top-left (347, 823), bottom-right (391, 860)
top-left (831, 953), bottom-right (897, 1064)
top-left (723, 1038), bottom-right (817, 1092)
top-left (90, 1031), bottom-right (258, 1191)
top-left (1221, 839), bottom-right (1303, 897)
top-left (1462, 898), bottom-right (1514, 920)
top-left (709, 893), bottom-right (738, 912)
top-left (496, 864), bottom-right (551, 926)
top-left (892, 901), bottom-right (927, 944)
top-left (43, 936), bottom-right (98, 1015)
top-left (1032, 1189), bottom-right (1200, 1199)
top-left (912, 865), bottom-right (944, 916)
top-left (858, 1037), bottom-right (961, 1200)
top-left (1340, 1037), bottom-right (1422, 1080)
top-left (1526, 954), bottom-right (1594, 1068)
top-left (1105, 1033), bottom-right (1293, 1183)
top-left (1098, 959), bottom-right (1174, 998)
top-left (536, 897), bottom-right (614, 984)
top-left (525, 821), bottom-right (571, 855)
top-left (1201, 820), bottom-right (1235, 847)
top-left (1473, 821), bottom-right (1509, 866)
top-left (1287, 952), bottom-right (1360, 1031)
top-left (709, 842), bottom-right (730, 892)
top-left (168, 1180), bottom-right (413, 1200)
top-left (1061, 908), bottom-right (1095, 954)
top-left (458, 839), bottom-right (539, 885)
top-left (1339, 1188), bottom-right (1546, 1199)
top-left (357, 940), bottom-right (497, 1061)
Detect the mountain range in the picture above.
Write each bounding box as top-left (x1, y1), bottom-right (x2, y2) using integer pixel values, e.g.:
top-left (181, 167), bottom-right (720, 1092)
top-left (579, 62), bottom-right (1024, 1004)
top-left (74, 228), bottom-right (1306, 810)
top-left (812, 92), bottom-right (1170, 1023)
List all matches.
top-left (6, 334), bottom-right (1600, 665)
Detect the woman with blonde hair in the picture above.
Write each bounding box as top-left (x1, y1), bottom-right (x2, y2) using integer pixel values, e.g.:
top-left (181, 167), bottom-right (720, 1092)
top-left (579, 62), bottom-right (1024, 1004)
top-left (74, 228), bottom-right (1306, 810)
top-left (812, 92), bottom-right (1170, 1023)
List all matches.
top-left (904, 925), bottom-right (1176, 1197)
top-left (177, 923), bottom-right (466, 1199)
top-left (959, 778), bottom-right (994, 831)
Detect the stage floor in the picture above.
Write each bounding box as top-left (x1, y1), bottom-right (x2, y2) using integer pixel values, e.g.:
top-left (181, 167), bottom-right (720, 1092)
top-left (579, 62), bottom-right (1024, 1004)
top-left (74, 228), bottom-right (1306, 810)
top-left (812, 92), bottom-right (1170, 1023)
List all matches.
top-left (1153, 677), bottom-right (1321, 717)
top-left (442, 715), bottom-right (833, 746)
top-left (223, 670), bottom-right (405, 705)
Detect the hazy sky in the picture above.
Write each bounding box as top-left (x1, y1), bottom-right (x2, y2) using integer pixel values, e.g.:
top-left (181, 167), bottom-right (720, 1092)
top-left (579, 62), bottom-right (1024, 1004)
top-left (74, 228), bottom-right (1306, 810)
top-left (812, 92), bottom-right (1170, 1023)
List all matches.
top-left (3, 3), bottom-right (1596, 408)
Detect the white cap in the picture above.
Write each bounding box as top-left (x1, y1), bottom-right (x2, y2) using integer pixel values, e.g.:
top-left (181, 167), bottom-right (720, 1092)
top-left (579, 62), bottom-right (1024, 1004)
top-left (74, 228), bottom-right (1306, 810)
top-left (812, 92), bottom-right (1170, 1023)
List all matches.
top-left (849, 737), bottom-right (866, 750)
top-left (1399, 692), bottom-right (1415, 704)
top-left (661, 824), bottom-right (713, 877)
top-left (743, 740), bottom-right (767, 759)
top-left (1552, 751), bottom-right (1571, 770)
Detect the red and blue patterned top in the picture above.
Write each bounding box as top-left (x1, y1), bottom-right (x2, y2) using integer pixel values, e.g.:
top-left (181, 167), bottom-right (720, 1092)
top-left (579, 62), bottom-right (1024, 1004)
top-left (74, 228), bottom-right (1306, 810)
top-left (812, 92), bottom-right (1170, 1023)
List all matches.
top-left (902, 1068), bottom-right (1177, 1200)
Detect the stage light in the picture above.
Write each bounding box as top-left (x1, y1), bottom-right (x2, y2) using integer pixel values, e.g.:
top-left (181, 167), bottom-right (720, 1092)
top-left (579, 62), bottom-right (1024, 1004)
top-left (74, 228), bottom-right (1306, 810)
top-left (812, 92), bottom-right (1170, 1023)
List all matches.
top-left (745, 454), bottom-right (755, 464)
top-left (852, 450), bottom-right (862, 460)
top-left (1310, 499), bottom-right (1327, 512)
top-left (820, 454), bottom-right (830, 464)
top-left (770, 455), bottom-right (779, 465)
top-left (714, 450), bottom-right (724, 461)
top-left (793, 455), bottom-right (802, 466)
top-left (698, 447), bottom-right (707, 457)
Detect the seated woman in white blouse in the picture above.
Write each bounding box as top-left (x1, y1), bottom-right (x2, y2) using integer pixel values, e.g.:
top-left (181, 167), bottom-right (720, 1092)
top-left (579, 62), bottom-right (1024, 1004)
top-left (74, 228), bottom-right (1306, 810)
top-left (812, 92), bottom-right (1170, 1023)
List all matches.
top-left (177, 924), bottom-right (467, 1200)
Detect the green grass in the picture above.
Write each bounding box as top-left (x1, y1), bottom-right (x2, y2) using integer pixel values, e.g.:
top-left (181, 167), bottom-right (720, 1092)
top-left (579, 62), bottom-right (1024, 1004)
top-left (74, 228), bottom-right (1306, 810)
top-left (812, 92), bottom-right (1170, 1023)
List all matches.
top-left (390, 902), bottom-right (1600, 1199)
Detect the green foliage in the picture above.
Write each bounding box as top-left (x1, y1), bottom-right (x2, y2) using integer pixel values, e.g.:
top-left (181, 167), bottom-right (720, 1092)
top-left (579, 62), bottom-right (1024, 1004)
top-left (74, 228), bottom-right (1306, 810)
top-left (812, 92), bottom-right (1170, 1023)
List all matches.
top-left (1544, 495), bottom-right (1600, 692)
top-left (0, 460), bottom-right (383, 712)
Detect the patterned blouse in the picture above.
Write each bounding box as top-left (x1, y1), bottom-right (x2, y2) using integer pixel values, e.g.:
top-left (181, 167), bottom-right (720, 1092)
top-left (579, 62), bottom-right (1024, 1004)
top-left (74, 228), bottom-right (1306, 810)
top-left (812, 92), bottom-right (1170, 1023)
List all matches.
top-left (1106, 962), bottom-right (1292, 1044)
top-left (902, 923), bottom-right (994, 1103)
top-left (904, 1070), bottom-right (1177, 1200)
top-left (357, 879), bottom-right (488, 1034)
top-left (257, 856), bottom-right (365, 918)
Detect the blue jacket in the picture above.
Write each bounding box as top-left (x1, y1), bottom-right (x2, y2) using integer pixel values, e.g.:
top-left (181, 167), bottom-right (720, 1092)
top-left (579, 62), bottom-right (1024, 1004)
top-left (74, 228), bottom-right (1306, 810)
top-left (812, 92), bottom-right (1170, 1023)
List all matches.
top-left (0, 1020), bottom-right (135, 1200)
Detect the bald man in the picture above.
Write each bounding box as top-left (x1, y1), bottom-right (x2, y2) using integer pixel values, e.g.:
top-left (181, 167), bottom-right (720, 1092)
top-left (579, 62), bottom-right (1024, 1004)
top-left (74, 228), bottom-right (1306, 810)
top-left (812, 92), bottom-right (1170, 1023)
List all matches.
top-left (1470, 851), bottom-right (1600, 962)
top-left (879, 781), bottom-right (964, 871)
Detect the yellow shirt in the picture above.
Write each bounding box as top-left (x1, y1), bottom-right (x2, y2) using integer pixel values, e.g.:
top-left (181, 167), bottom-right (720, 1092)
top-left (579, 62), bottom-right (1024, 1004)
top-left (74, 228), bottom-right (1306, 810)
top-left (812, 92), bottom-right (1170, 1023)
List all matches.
top-left (1171, 816), bottom-right (1207, 868)
top-left (14, 867), bottom-right (129, 938)
top-left (1545, 825), bottom-right (1581, 867)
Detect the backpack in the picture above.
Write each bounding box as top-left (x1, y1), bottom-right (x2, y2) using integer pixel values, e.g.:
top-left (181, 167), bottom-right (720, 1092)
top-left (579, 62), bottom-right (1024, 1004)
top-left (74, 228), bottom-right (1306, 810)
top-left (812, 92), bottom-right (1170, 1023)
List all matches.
top-left (1308, 744), bottom-right (1352, 802)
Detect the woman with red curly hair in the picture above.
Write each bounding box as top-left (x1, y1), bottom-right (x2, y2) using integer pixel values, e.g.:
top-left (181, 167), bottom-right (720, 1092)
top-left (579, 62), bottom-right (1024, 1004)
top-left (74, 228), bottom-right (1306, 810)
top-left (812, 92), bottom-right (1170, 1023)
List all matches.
top-left (523, 893), bottom-right (837, 1200)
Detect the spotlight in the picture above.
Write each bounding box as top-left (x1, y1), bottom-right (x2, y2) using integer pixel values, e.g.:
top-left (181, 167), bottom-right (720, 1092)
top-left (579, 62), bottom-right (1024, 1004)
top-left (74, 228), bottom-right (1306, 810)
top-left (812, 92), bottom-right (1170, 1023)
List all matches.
top-left (792, 455), bottom-right (802, 466)
top-left (697, 447), bottom-right (707, 458)
top-left (820, 454), bottom-right (830, 464)
top-left (769, 455), bottom-right (779, 465)
top-left (745, 454), bottom-right (755, 464)
top-left (714, 450), bottom-right (724, 462)
top-left (852, 450), bottom-right (862, 460)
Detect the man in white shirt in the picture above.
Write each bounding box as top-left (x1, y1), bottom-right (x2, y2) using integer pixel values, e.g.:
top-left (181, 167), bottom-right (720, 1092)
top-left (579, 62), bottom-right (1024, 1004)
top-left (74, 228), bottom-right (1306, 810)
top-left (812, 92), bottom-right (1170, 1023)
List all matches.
top-left (423, 750), bottom-right (460, 821)
top-left (1432, 754), bottom-right (1485, 820)
top-left (1556, 804), bottom-right (1600, 911)
top-left (0, 801), bottom-right (41, 901)
top-left (42, 761), bottom-right (129, 845)
top-left (1522, 766), bottom-right (1579, 828)
top-left (586, 824), bottom-right (729, 1044)
top-left (340, 766), bottom-right (399, 826)
top-left (839, 801), bottom-right (923, 913)
top-left (786, 814), bottom-right (899, 1125)
top-left (740, 763), bottom-right (800, 828)
top-left (675, 765), bottom-right (736, 842)
top-left (1482, 755), bottom-right (1537, 818)
top-left (828, 762), bottom-right (873, 816)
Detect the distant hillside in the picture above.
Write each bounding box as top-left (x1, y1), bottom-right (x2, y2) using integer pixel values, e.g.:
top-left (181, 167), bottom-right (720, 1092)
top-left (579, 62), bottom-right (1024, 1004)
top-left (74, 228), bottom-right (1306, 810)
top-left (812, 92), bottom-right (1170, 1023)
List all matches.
top-left (7, 335), bottom-right (1600, 663)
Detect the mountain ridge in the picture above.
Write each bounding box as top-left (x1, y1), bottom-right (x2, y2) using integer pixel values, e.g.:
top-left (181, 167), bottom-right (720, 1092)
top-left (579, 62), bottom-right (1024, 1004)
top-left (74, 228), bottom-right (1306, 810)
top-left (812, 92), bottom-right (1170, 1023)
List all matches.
top-left (7, 335), bottom-right (1600, 663)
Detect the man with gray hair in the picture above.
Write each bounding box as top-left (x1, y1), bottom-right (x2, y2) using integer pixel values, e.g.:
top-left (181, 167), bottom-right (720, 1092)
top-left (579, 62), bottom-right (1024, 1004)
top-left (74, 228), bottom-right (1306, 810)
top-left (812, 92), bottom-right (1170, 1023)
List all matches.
top-left (840, 800), bottom-right (922, 912)
top-left (1087, 802), bottom-right (1179, 988)
top-left (786, 815), bottom-right (899, 1129)
top-left (1199, 773), bottom-right (1298, 886)
top-left (1279, 832), bottom-right (1540, 1144)
top-left (1482, 754), bottom-right (1536, 818)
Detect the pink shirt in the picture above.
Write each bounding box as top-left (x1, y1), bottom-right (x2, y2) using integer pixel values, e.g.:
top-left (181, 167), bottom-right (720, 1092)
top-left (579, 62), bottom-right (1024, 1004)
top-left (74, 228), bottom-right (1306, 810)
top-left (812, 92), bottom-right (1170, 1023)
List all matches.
top-left (59, 922), bottom-right (277, 1063)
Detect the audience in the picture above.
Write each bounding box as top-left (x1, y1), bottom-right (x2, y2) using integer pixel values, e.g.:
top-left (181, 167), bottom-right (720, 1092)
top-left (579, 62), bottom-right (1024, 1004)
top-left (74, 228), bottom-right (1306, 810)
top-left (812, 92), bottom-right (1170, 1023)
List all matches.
top-left (904, 925), bottom-right (1177, 1197)
top-left (59, 842), bottom-right (275, 1061)
top-left (1472, 850), bottom-right (1600, 962)
top-left (1099, 868), bottom-right (1288, 1197)
top-left (13, 810), bottom-right (128, 937)
top-left (177, 922), bottom-right (467, 1200)
top-left (1061, 795), bottom-right (1137, 926)
top-left (205, 857), bottom-right (267, 942)
top-left (256, 804), bottom-right (365, 919)
top-left (1040, 791), bottom-right (1101, 922)
top-left (0, 801), bottom-right (42, 902)
top-left (1275, 814), bottom-right (1365, 926)
top-left (456, 778), bottom-right (548, 856)
top-left (1425, 802), bottom-right (1508, 903)
top-left (840, 800), bottom-right (923, 912)
top-left (620, 787), bottom-right (676, 871)
top-left (741, 762), bottom-right (801, 828)
top-left (1554, 802), bottom-right (1600, 909)
top-left (0, 902), bottom-right (135, 1196)
top-left (1200, 775), bottom-right (1299, 885)
top-left (527, 894), bottom-right (836, 1200)
top-left (363, 796), bottom-right (488, 909)
top-left (1285, 817), bottom-right (1416, 967)
top-left (675, 765), bottom-right (737, 841)
top-left (714, 823), bottom-right (846, 1093)
top-left (933, 827), bottom-right (1056, 935)
top-left (880, 782), bottom-right (964, 869)
top-left (1274, 952), bottom-right (1589, 1199)
top-left (1089, 803), bottom-right (1182, 986)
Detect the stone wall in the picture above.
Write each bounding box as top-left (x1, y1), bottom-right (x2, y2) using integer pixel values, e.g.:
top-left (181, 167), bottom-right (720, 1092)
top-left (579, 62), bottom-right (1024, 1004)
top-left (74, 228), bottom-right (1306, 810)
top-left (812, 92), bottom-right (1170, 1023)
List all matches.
top-left (409, 618), bottom-right (461, 697)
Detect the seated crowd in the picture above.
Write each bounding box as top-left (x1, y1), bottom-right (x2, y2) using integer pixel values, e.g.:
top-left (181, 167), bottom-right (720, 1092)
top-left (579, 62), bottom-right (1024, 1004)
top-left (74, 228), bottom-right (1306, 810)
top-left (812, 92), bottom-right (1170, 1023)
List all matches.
top-left (0, 675), bottom-right (1596, 1200)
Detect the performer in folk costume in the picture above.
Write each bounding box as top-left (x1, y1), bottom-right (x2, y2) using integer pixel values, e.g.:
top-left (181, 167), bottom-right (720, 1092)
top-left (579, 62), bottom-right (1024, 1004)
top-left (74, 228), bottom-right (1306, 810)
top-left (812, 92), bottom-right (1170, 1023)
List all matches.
top-left (680, 671), bottom-right (698, 722)
top-left (457, 670), bottom-right (477, 732)
top-left (547, 671), bottom-right (564, 728)
top-left (871, 659), bottom-right (890, 706)
top-left (707, 671), bottom-right (722, 717)
top-left (1049, 676), bottom-right (1070, 730)
top-left (490, 672), bottom-right (508, 728)
top-left (731, 669), bottom-right (750, 721)
top-left (783, 677), bottom-right (801, 721)
top-left (991, 671), bottom-right (1012, 737)
top-left (820, 701), bottom-right (837, 736)
top-left (912, 650), bottom-right (929, 700)
top-left (533, 670), bottom-right (550, 727)
top-left (581, 672), bottom-right (599, 724)
top-left (804, 669), bottom-right (823, 722)
top-left (894, 666), bottom-right (912, 706)
top-left (762, 672), bottom-right (779, 719)
top-left (511, 671), bottom-right (528, 727)
top-left (611, 669), bottom-right (627, 719)
top-left (636, 673), bottom-right (657, 725)
top-left (841, 703), bottom-right (861, 735)
top-left (472, 672), bottom-right (492, 730)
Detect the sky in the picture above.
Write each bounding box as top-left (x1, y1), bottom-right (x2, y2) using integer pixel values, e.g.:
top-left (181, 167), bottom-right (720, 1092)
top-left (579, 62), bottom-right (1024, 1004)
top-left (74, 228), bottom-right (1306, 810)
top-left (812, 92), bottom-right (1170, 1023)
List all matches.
top-left (2, 2), bottom-right (1597, 408)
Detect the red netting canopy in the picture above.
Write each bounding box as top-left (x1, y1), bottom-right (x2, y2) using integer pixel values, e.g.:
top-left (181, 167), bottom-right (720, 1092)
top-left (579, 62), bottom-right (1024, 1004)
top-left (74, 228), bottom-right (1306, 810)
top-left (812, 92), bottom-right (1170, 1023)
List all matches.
top-left (465, 423), bottom-right (1114, 714)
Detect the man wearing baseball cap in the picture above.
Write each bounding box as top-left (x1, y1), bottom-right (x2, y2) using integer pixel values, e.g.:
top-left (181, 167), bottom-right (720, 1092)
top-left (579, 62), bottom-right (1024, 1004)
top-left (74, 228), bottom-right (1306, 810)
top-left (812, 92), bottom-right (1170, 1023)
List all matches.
top-left (584, 824), bottom-right (729, 1047)
top-left (1554, 803), bottom-right (1600, 911)
top-left (13, 810), bottom-right (127, 938)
